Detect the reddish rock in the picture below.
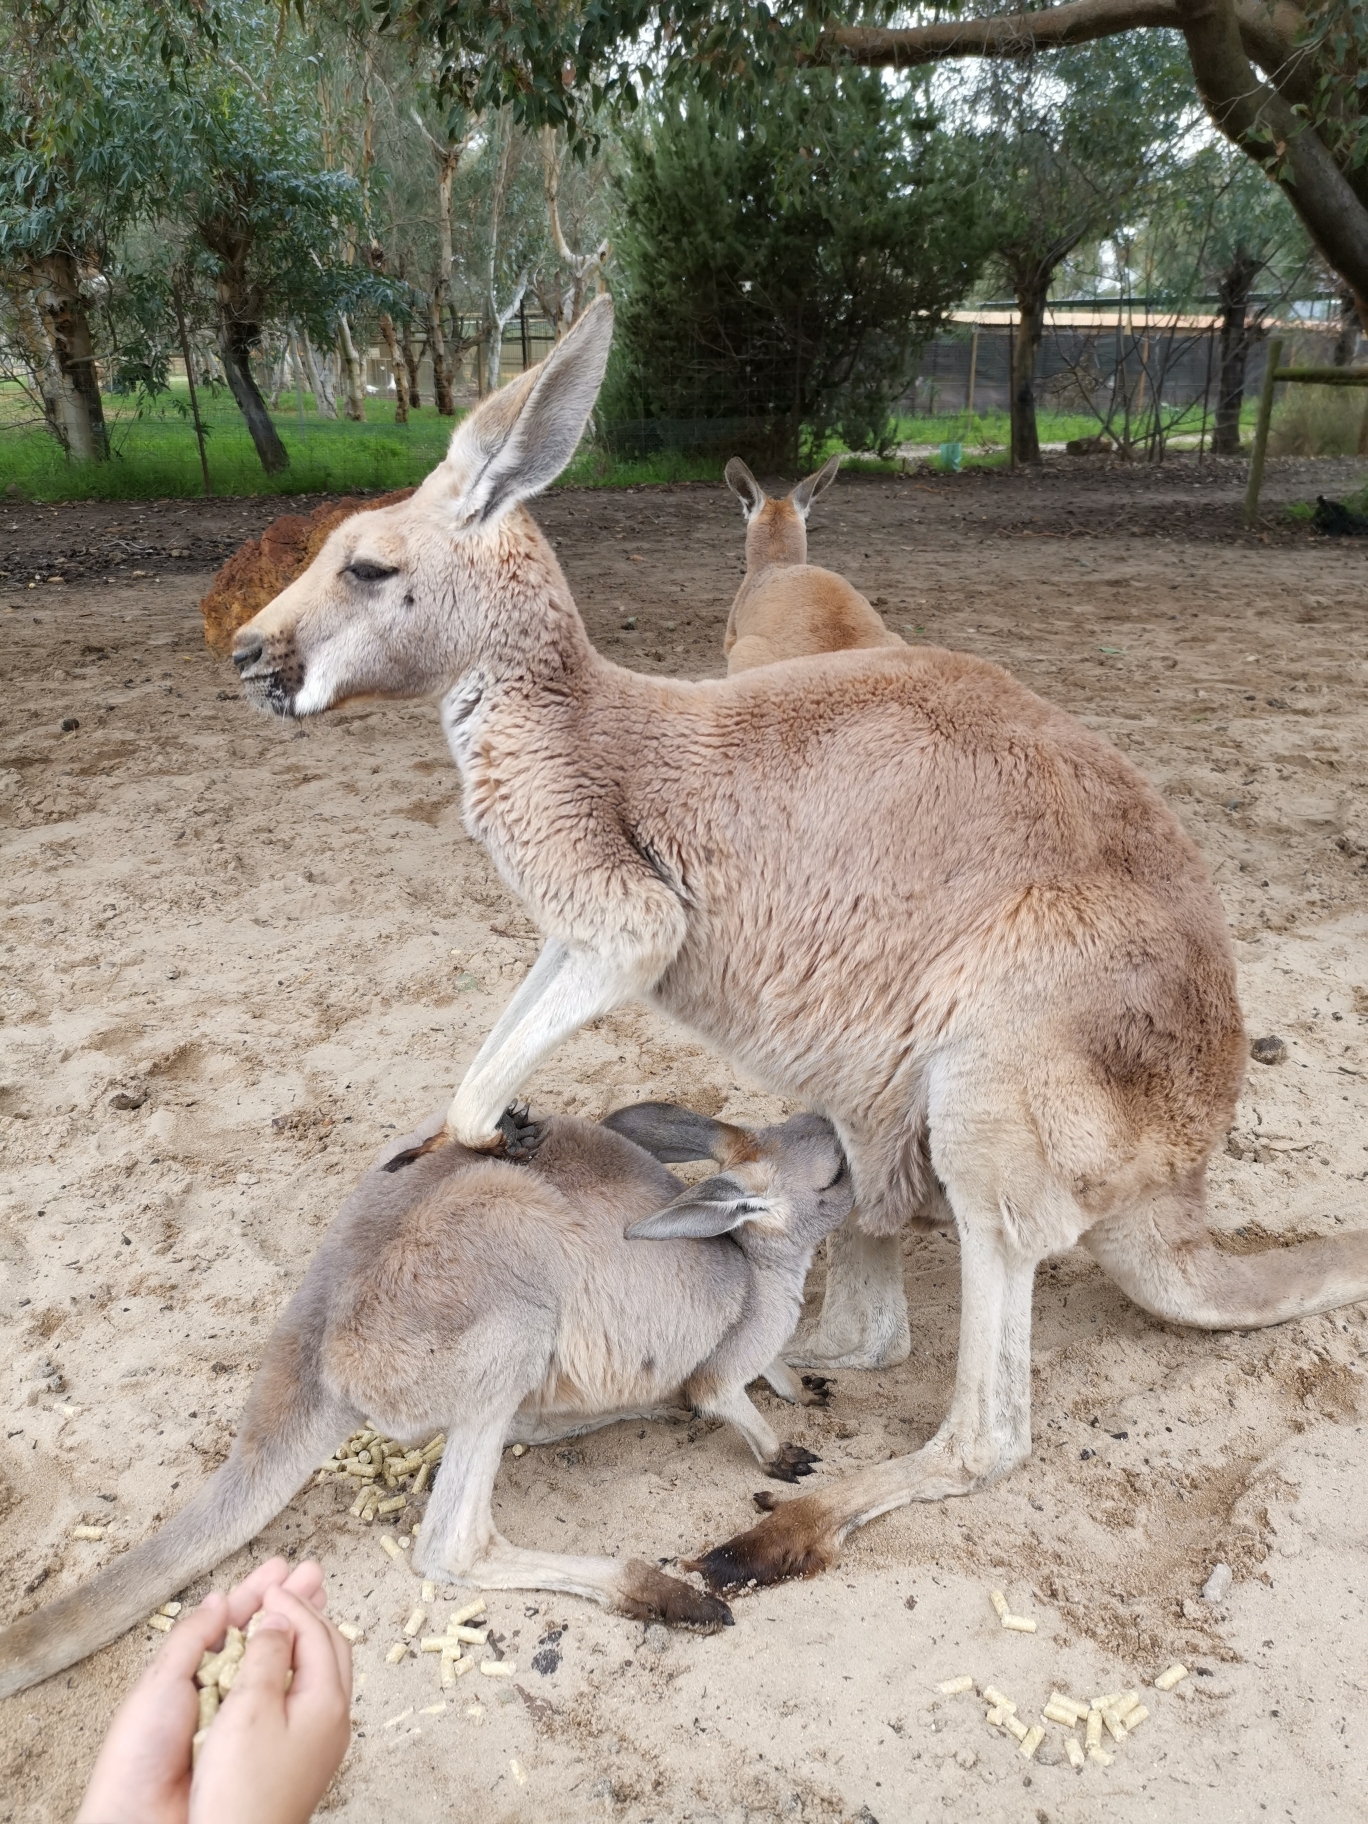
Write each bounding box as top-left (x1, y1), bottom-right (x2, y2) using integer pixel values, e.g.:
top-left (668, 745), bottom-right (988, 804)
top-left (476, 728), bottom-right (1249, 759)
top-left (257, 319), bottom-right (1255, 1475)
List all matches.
top-left (199, 489), bottom-right (415, 655)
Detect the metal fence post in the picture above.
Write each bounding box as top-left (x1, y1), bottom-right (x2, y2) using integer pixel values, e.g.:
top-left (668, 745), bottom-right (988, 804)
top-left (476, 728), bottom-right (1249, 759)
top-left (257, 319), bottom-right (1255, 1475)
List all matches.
top-left (1243, 335), bottom-right (1283, 529)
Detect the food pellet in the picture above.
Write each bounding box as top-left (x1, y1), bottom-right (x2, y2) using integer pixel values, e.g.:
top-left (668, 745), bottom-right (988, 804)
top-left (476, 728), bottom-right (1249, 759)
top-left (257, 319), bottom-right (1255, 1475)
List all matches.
top-left (198, 1686), bottom-right (219, 1731)
top-left (985, 1706), bottom-right (1009, 1728)
top-left (480, 1661), bottom-right (514, 1678)
top-left (450, 1625), bottom-right (488, 1644)
top-left (191, 1726), bottom-right (209, 1767)
top-left (1002, 1614), bottom-right (1037, 1633)
top-left (938, 1675), bottom-right (975, 1696)
top-left (337, 1623), bottom-right (362, 1644)
top-left (147, 1614), bottom-right (174, 1632)
top-left (1048, 1691), bottom-right (1086, 1722)
top-left (420, 1638), bottom-right (454, 1654)
top-left (989, 1589), bottom-right (1009, 1620)
top-left (1091, 1690), bottom-right (1125, 1713)
top-left (1085, 1709), bottom-right (1102, 1751)
top-left (1125, 1703), bottom-right (1150, 1731)
top-left (385, 1643), bottom-right (407, 1665)
top-left (1114, 1691), bottom-right (1142, 1719)
top-left (159, 1602), bottom-right (182, 1618)
top-left (511, 1444), bottom-right (527, 1457)
top-left (1088, 1744), bottom-right (1113, 1767)
top-left (451, 1598), bottom-right (486, 1625)
top-left (1019, 1725), bottom-right (1044, 1760)
top-left (1102, 1708), bottom-right (1128, 1744)
top-left (412, 1463), bottom-right (430, 1495)
top-left (1065, 1737), bottom-right (1085, 1771)
top-left (1154, 1663), bottom-right (1189, 1692)
top-left (421, 1582), bottom-right (435, 1605)
top-left (510, 1759), bottom-right (528, 1785)
top-left (379, 1534), bottom-right (402, 1561)
top-left (377, 1496), bottom-right (406, 1516)
top-left (71, 1526), bottom-right (104, 1541)
top-left (1042, 1701), bottom-right (1078, 1726)
top-left (403, 1607), bottom-right (426, 1638)
top-left (420, 1702), bottom-right (447, 1716)
top-left (982, 1687), bottom-right (1016, 1713)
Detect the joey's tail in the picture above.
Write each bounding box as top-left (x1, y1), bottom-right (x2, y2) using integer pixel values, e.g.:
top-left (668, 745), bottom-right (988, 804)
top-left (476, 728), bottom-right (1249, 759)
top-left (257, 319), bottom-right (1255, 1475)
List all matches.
top-left (1085, 1190), bottom-right (1368, 1330)
top-left (0, 1332), bottom-right (358, 1698)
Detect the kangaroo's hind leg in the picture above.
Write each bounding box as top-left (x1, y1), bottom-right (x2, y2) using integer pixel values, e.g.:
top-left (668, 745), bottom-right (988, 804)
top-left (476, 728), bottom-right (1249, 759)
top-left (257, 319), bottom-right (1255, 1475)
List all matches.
top-left (416, 1415), bottom-right (730, 1630)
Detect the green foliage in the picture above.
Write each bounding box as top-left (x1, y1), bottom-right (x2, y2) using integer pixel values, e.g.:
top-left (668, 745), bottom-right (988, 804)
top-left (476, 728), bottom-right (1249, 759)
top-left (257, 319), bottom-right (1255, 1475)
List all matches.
top-left (602, 70), bottom-right (987, 464)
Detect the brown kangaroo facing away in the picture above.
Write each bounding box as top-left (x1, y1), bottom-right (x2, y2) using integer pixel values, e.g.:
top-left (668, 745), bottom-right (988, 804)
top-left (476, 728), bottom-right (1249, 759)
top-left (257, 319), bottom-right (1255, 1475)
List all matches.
top-left (0, 1102), bottom-right (853, 1697)
top-left (722, 455), bottom-right (904, 675)
top-left (229, 296), bottom-right (1368, 1591)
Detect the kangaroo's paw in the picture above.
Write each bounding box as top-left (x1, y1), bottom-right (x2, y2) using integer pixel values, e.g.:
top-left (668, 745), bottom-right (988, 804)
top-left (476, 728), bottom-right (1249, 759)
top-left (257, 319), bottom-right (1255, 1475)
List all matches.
top-left (497, 1102), bottom-right (548, 1162)
top-left (799, 1374), bottom-right (835, 1407)
top-left (762, 1442), bottom-right (821, 1483)
top-left (685, 1494), bottom-right (840, 1593)
top-left (383, 1126), bottom-right (452, 1173)
top-left (615, 1559), bottom-right (733, 1630)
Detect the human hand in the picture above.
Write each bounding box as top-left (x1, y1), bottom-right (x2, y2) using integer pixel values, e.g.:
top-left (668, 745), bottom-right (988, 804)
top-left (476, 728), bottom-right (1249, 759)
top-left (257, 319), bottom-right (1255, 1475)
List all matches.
top-left (75, 1558), bottom-right (332, 1824)
top-left (188, 1582), bottom-right (352, 1824)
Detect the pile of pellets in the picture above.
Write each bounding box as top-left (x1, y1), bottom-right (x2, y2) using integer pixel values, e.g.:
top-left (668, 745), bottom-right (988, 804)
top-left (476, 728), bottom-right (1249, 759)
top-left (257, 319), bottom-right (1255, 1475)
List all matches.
top-left (314, 1425), bottom-right (448, 1528)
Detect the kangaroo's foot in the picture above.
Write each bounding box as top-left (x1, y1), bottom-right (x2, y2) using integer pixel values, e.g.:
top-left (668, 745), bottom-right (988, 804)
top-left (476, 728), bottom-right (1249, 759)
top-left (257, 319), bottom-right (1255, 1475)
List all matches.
top-left (762, 1442), bottom-right (821, 1483)
top-left (800, 1374), bottom-right (835, 1406)
top-left (495, 1101), bottom-right (547, 1161)
top-left (786, 1225), bottom-right (910, 1370)
top-left (383, 1126), bottom-right (452, 1173)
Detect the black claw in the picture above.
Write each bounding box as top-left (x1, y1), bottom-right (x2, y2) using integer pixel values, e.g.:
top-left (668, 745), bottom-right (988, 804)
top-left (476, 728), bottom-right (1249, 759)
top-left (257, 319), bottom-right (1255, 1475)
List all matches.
top-left (800, 1374), bottom-right (835, 1406)
top-left (498, 1102), bottom-right (547, 1162)
top-left (764, 1442), bottom-right (822, 1482)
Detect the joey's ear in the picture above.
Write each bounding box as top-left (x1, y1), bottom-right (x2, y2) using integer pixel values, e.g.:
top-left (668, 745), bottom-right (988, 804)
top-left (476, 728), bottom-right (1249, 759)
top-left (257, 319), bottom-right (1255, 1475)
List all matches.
top-left (602, 1100), bottom-right (752, 1165)
top-left (435, 294), bottom-right (614, 528)
top-left (626, 1173), bottom-right (773, 1241)
top-left (788, 453), bottom-right (841, 519)
top-left (724, 458), bottom-right (766, 520)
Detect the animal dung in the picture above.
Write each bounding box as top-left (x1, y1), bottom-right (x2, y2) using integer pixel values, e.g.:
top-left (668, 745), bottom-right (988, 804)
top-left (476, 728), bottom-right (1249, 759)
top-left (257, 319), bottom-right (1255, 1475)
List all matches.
top-left (1154, 1663), bottom-right (1189, 1692)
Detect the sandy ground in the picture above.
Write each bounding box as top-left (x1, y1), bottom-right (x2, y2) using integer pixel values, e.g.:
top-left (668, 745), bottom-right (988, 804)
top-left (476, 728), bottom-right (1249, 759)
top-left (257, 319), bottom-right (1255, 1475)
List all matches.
top-left (3, 455), bottom-right (1368, 1824)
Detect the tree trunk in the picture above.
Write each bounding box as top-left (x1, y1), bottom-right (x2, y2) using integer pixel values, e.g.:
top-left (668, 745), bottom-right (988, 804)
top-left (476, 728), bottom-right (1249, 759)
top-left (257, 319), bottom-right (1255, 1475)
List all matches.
top-left (33, 254), bottom-right (108, 461)
top-left (1211, 248), bottom-right (1260, 455)
top-left (296, 333), bottom-right (335, 418)
top-left (429, 289), bottom-right (454, 415)
top-left (217, 311), bottom-right (289, 473)
top-left (1010, 277), bottom-right (1049, 465)
top-left (337, 315), bottom-right (366, 422)
top-left (400, 323), bottom-right (423, 409)
top-left (5, 279), bottom-right (70, 447)
top-left (1334, 290), bottom-right (1361, 367)
top-left (378, 315), bottom-right (408, 423)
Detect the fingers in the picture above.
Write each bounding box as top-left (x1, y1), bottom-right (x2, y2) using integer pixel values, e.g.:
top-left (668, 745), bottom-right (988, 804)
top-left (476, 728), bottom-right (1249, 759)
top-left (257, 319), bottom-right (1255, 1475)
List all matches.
top-left (279, 1559), bottom-right (327, 1613)
top-left (226, 1612), bottom-right (296, 1713)
top-left (258, 1586), bottom-right (352, 1706)
top-left (145, 1591), bottom-right (229, 1686)
top-left (224, 1556), bottom-right (293, 1628)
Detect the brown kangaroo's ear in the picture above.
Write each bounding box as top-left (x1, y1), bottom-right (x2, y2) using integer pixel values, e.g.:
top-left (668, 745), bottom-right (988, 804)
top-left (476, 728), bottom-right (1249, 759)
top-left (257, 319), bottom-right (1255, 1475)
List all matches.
top-left (725, 458), bottom-right (766, 520)
top-left (788, 453), bottom-right (841, 519)
top-left (626, 1173), bottom-right (772, 1241)
top-left (436, 294), bottom-right (614, 527)
top-left (602, 1101), bottom-right (752, 1166)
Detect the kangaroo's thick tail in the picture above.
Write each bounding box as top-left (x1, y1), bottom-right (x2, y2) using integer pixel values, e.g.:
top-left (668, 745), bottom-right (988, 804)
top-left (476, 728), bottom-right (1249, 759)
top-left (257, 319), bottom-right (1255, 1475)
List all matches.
top-left (0, 1335), bottom-right (357, 1699)
top-left (1085, 1182), bottom-right (1368, 1330)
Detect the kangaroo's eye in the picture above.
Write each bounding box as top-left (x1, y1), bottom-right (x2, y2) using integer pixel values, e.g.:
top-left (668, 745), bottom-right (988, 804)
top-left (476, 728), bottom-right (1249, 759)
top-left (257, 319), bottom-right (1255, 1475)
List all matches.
top-left (345, 561), bottom-right (399, 584)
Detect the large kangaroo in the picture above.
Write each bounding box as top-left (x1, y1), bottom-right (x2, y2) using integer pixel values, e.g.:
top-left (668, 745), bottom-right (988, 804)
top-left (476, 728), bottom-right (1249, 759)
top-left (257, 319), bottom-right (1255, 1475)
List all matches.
top-left (230, 297), bottom-right (1368, 1588)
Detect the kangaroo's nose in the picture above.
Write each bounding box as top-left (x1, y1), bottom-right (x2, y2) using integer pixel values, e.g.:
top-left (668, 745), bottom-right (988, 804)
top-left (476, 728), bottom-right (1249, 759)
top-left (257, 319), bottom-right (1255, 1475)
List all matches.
top-left (233, 638), bottom-right (264, 673)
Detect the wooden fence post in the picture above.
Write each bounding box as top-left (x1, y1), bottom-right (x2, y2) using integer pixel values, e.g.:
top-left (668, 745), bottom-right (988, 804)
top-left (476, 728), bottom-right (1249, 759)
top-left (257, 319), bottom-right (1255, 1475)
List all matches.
top-left (1243, 336), bottom-right (1283, 529)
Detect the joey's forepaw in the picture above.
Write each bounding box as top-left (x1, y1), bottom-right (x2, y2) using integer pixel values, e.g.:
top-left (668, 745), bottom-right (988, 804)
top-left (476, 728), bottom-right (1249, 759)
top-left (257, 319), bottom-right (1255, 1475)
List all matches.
top-left (497, 1101), bottom-right (547, 1161)
top-left (800, 1374), bottom-right (835, 1407)
top-left (763, 1442), bottom-right (821, 1483)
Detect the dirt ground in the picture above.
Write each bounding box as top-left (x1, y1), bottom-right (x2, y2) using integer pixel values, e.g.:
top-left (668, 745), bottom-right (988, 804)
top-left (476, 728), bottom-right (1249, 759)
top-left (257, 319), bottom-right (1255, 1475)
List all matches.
top-left (4, 451), bottom-right (1368, 1824)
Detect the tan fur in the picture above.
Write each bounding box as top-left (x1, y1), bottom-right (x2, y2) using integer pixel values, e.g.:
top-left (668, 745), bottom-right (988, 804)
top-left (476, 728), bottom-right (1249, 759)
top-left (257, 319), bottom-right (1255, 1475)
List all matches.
top-left (0, 1102), bottom-right (852, 1696)
top-left (228, 296), bottom-right (1368, 1578)
top-left (721, 456), bottom-right (904, 674)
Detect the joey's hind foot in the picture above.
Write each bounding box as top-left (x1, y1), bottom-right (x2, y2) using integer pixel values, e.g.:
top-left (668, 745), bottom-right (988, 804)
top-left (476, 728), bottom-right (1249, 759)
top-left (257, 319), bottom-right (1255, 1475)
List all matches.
top-left (685, 1495), bottom-right (839, 1593)
top-left (383, 1126), bottom-right (452, 1173)
top-left (763, 1442), bottom-right (821, 1483)
top-left (616, 1559), bottom-right (733, 1631)
top-left (800, 1374), bottom-right (834, 1407)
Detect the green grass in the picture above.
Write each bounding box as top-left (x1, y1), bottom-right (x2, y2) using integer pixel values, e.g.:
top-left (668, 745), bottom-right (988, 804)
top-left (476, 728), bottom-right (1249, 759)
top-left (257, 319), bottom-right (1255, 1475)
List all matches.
top-left (0, 379), bottom-right (738, 503)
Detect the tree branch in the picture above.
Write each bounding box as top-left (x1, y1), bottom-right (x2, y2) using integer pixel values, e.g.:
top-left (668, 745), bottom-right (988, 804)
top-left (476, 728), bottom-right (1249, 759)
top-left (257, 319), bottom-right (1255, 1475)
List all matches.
top-left (817, 0), bottom-right (1181, 68)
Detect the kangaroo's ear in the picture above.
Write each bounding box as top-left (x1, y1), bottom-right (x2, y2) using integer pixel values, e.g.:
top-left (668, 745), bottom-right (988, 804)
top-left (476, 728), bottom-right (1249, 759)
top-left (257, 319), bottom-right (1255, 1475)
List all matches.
top-left (724, 458), bottom-right (766, 521)
top-left (602, 1101), bottom-right (753, 1166)
top-left (788, 453), bottom-right (841, 519)
top-left (431, 294), bottom-right (614, 528)
top-left (626, 1173), bottom-right (773, 1241)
